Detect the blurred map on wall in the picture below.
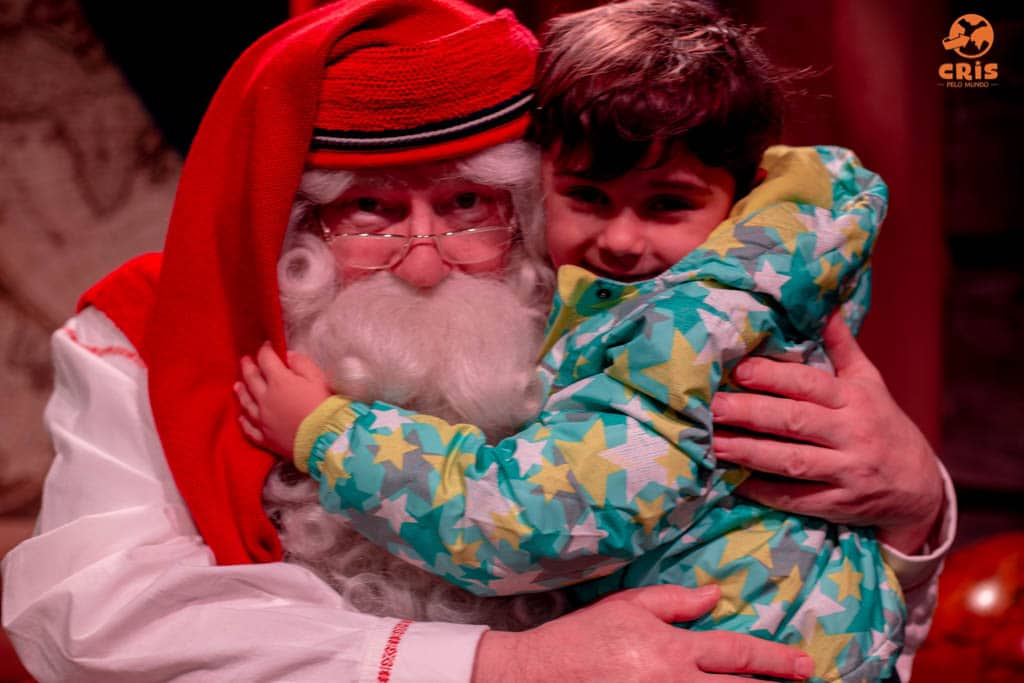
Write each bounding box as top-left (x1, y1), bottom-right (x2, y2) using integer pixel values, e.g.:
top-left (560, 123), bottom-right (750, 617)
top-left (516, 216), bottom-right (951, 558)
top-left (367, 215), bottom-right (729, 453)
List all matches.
top-left (0, 0), bottom-right (180, 513)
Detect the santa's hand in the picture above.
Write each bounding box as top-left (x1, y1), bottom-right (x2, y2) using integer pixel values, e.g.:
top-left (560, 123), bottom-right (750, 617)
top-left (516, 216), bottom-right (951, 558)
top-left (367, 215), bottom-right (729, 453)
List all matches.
top-left (235, 343), bottom-right (332, 460)
top-left (711, 314), bottom-right (943, 554)
top-left (474, 585), bottom-right (814, 682)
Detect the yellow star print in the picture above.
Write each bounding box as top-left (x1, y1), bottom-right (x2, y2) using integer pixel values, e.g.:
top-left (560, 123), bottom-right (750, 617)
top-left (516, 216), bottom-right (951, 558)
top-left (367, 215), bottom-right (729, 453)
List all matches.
top-left (527, 459), bottom-right (575, 502)
top-left (316, 453), bottom-right (351, 490)
top-left (772, 565), bottom-right (805, 605)
top-left (633, 494), bottom-right (665, 535)
top-left (694, 566), bottom-right (755, 621)
top-left (423, 452), bottom-right (476, 507)
top-left (489, 508), bottom-right (533, 550)
top-left (655, 446), bottom-right (695, 484)
top-left (795, 621), bottom-right (854, 682)
top-left (632, 330), bottom-right (711, 408)
top-left (718, 521), bottom-right (776, 570)
top-left (702, 224), bottom-right (748, 257)
top-left (814, 258), bottom-right (845, 296)
top-left (410, 414), bottom-right (479, 450)
top-left (554, 420), bottom-right (620, 505)
top-left (827, 558), bottom-right (864, 603)
top-left (372, 427), bottom-right (417, 470)
top-left (840, 217), bottom-right (871, 261)
top-left (719, 467), bottom-right (750, 488)
top-left (739, 314), bottom-right (766, 353)
top-left (645, 407), bottom-right (696, 454)
top-left (743, 203), bottom-right (808, 254)
top-left (446, 532), bottom-right (483, 568)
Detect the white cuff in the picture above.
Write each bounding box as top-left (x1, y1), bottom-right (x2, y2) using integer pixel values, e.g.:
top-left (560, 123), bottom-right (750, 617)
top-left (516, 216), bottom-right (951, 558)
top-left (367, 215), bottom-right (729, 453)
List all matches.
top-left (361, 619), bottom-right (486, 683)
top-left (881, 460), bottom-right (958, 592)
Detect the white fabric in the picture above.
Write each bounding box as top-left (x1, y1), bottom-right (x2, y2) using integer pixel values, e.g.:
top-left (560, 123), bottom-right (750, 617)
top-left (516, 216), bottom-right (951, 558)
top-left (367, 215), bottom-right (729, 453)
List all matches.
top-left (1, 308), bottom-right (483, 683)
top-left (881, 460), bottom-right (957, 682)
top-left (1, 307), bottom-right (956, 681)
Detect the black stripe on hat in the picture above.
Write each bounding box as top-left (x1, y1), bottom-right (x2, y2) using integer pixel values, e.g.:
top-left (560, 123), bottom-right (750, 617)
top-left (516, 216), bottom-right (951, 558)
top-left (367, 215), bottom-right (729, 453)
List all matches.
top-left (311, 89), bottom-right (534, 151)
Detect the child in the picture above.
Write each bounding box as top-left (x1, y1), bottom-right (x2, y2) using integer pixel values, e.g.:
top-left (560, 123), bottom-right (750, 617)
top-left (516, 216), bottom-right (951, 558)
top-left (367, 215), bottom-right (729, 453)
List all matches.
top-left (239, 1), bottom-right (903, 680)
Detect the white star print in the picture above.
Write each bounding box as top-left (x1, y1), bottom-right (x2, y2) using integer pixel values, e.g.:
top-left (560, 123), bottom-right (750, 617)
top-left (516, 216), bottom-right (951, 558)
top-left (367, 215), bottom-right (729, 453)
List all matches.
top-left (456, 463), bottom-right (514, 532)
top-left (599, 421), bottom-right (670, 500)
top-left (702, 287), bottom-right (770, 318)
top-left (514, 437), bottom-right (549, 475)
top-left (869, 628), bottom-right (901, 661)
top-left (790, 584), bottom-right (847, 640)
top-left (486, 565), bottom-right (549, 594)
top-left (752, 260), bottom-right (792, 299)
top-left (563, 509), bottom-right (609, 555)
top-left (805, 207), bottom-right (845, 258)
top-left (801, 527), bottom-right (827, 551)
top-left (376, 493), bottom-right (411, 533)
top-left (751, 601), bottom-right (788, 635)
top-left (695, 308), bottom-right (747, 366)
top-left (372, 407), bottom-right (414, 432)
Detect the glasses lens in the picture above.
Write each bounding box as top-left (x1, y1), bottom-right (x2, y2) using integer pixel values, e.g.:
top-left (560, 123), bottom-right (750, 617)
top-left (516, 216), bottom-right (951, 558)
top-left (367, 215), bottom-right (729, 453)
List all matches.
top-left (333, 235), bottom-right (405, 269)
top-left (440, 227), bottom-right (513, 264)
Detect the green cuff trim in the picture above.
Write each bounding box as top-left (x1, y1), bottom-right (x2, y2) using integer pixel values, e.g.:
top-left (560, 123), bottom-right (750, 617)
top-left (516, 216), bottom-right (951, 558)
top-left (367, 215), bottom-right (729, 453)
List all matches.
top-left (293, 395), bottom-right (355, 472)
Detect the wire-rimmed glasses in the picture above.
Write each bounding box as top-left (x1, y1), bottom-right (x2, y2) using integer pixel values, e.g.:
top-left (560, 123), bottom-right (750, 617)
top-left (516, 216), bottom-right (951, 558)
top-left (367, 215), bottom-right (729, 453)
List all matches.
top-left (319, 218), bottom-right (517, 270)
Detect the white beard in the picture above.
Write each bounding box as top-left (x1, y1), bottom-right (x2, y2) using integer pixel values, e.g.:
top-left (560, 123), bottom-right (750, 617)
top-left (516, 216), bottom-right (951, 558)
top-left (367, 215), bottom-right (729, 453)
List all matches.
top-left (264, 236), bottom-right (569, 630)
top-left (297, 267), bottom-right (547, 441)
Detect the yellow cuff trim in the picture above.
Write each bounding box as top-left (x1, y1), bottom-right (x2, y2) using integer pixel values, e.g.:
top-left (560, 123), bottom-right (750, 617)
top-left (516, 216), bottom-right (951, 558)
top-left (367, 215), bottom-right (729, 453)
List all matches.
top-left (293, 395), bottom-right (355, 473)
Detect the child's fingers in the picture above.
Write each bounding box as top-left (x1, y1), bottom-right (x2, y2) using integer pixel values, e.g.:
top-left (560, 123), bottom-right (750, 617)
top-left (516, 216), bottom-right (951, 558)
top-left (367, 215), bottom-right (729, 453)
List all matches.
top-left (256, 342), bottom-right (288, 376)
top-left (240, 356), bottom-right (267, 395)
top-left (288, 351), bottom-right (328, 384)
top-left (238, 415), bottom-right (264, 444)
top-left (234, 381), bottom-right (259, 419)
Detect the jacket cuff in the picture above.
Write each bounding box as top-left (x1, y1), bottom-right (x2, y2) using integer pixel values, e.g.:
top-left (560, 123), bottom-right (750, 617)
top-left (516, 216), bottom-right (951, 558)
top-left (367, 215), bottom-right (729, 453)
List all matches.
top-left (880, 460), bottom-right (958, 592)
top-left (293, 395), bottom-right (355, 473)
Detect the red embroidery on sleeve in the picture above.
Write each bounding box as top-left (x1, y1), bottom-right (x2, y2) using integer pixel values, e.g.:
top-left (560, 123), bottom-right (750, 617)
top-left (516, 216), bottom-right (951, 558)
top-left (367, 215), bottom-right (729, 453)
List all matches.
top-left (64, 327), bottom-right (145, 367)
top-left (377, 619), bottom-right (413, 682)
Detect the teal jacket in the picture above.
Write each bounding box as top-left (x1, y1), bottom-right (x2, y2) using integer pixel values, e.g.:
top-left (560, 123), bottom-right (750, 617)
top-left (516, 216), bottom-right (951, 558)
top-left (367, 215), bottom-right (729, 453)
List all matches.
top-left (295, 146), bottom-right (904, 682)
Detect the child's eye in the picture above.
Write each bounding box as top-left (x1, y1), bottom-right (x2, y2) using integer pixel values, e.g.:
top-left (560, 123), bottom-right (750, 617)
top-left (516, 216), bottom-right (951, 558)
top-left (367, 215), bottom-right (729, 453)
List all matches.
top-left (647, 195), bottom-right (693, 213)
top-left (565, 186), bottom-right (610, 207)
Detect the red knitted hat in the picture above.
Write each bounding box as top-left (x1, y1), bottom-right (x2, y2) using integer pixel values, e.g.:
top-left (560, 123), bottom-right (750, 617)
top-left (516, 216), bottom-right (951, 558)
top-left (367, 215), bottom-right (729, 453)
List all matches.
top-left (309, 1), bottom-right (537, 167)
top-left (79, 0), bottom-right (538, 566)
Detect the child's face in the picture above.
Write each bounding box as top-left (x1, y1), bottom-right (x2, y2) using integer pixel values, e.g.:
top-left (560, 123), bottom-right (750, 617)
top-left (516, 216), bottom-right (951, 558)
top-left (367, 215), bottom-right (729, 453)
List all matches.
top-left (543, 146), bottom-right (735, 282)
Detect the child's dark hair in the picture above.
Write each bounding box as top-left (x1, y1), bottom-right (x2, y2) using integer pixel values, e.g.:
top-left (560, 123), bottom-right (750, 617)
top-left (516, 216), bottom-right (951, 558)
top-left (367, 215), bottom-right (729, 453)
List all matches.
top-left (531, 0), bottom-right (791, 193)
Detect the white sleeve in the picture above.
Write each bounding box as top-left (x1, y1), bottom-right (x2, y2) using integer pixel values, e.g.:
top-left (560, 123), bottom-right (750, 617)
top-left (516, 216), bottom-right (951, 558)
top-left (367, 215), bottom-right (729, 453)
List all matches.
top-left (881, 461), bottom-right (957, 683)
top-left (1, 308), bottom-right (485, 683)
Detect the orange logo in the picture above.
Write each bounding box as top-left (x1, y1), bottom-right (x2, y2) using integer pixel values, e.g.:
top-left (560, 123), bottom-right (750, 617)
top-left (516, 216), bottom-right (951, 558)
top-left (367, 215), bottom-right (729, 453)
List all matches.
top-left (942, 14), bottom-right (994, 59)
top-left (938, 13), bottom-right (998, 87)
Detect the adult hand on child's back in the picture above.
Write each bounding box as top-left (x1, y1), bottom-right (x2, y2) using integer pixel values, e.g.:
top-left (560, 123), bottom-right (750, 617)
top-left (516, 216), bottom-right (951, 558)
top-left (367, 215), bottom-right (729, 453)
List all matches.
top-left (711, 314), bottom-right (943, 554)
top-left (474, 585), bottom-right (815, 682)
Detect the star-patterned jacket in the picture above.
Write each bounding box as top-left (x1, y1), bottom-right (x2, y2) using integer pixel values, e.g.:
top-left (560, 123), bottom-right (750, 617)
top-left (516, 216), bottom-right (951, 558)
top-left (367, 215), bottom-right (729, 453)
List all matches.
top-left (293, 146), bottom-right (905, 682)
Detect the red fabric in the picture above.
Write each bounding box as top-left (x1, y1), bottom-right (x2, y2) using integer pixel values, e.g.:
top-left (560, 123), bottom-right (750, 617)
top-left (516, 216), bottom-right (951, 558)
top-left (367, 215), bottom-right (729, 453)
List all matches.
top-left (290, 0), bottom-right (322, 16)
top-left (315, 8), bottom-right (535, 133)
top-left (78, 253), bottom-right (162, 351)
top-left (80, 0), bottom-right (537, 566)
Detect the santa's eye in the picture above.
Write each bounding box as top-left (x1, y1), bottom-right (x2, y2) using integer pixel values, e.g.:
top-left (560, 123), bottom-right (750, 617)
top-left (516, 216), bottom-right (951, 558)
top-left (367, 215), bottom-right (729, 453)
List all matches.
top-left (355, 197), bottom-right (382, 213)
top-left (454, 192), bottom-right (480, 210)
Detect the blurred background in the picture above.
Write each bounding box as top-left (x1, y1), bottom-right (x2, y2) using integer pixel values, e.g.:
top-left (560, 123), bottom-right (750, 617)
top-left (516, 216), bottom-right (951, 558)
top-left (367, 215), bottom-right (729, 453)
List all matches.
top-left (0, 0), bottom-right (1021, 679)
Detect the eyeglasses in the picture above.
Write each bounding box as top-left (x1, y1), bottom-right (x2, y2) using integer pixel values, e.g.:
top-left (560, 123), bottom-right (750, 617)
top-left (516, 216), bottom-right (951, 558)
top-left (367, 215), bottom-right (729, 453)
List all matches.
top-left (319, 218), bottom-right (517, 270)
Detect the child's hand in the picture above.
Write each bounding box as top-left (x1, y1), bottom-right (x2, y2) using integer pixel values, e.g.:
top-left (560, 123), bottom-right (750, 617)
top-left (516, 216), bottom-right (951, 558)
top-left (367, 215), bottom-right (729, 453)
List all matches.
top-left (235, 343), bottom-right (331, 460)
